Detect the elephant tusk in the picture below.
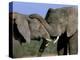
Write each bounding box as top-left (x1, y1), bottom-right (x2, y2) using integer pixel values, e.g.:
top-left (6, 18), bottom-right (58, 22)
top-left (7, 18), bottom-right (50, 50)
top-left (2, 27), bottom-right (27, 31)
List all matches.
top-left (46, 38), bottom-right (52, 42)
top-left (45, 43), bottom-right (49, 47)
top-left (45, 38), bottom-right (52, 47)
top-left (45, 36), bottom-right (60, 46)
top-left (53, 35), bottom-right (60, 44)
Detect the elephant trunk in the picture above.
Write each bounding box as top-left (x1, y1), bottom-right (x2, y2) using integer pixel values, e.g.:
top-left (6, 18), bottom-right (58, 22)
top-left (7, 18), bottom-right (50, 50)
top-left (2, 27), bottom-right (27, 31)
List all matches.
top-left (53, 35), bottom-right (60, 44)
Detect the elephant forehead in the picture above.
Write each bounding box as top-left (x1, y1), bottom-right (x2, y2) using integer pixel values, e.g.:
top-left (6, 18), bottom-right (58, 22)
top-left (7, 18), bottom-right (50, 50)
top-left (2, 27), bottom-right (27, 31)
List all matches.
top-left (46, 14), bottom-right (59, 23)
top-left (29, 19), bottom-right (41, 30)
top-left (46, 14), bottom-right (67, 24)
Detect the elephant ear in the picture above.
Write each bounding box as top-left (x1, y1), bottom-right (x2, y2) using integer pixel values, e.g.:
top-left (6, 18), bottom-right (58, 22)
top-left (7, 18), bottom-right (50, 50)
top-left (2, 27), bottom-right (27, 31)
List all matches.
top-left (66, 7), bottom-right (78, 37)
top-left (14, 13), bottom-right (31, 44)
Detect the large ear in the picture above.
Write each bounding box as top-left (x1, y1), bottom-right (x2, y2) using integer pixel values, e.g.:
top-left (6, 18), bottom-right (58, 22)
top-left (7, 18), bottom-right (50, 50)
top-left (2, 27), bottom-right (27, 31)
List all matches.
top-left (13, 13), bottom-right (31, 44)
top-left (66, 6), bottom-right (78, 37)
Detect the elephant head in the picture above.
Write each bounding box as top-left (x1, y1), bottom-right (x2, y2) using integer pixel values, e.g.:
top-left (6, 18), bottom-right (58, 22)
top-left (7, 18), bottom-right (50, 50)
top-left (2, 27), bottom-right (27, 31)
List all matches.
top-left (27, 14), bottom-right (51, 41)
top-left (10, 12), bottom-right (52, 44)
top-left (45, 6), bottom-right (78, 38)
top-left (9, 12), bottom-right (53, 57)
top-left (45, 6), bottom-right (78, 55)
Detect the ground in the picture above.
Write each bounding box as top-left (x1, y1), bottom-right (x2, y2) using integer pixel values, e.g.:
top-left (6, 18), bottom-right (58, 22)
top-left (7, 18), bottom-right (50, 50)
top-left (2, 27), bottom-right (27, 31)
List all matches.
top-left (13, 39), bottom-right (58, 58)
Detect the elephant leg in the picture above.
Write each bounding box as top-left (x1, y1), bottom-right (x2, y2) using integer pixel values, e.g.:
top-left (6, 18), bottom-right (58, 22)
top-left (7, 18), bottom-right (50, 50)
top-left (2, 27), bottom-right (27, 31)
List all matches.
top-left (63, 39), bottom-right (68, 55)
top-left (57, 38), bottom-right (65, 55)
top-left (57, 32), bottom-right (68, 55)
top-left (38, 38), bottom-right (48, 56)
top-left (69, 31), bottom-right (78, 55)
top-left (57, 39), bottom-right (68, 55)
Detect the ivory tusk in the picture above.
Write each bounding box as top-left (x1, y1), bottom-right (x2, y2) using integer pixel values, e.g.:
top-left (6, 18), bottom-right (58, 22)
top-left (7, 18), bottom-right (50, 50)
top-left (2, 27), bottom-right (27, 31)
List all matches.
top-left (53, 35), bottom-right (60, 44)
top-left (45, 43), bottom-right (49, 47)
top-left (46, 38), bottom-right (52, 42)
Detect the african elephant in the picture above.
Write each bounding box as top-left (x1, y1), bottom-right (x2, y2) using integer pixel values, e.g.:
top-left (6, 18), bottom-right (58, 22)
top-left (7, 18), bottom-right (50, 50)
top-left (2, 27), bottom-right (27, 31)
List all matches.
top-left (29, 6), bottom-right (78, 55)
top-left (9, 12), bottom-right (54, 57)
top-left (45, 6), bottom-right (78, 55)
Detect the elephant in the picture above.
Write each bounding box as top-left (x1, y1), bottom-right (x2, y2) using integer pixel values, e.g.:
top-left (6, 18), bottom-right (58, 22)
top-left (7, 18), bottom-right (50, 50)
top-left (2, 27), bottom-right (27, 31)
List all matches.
top-left (9, 6), bottom-right (78, 57)
top-left (29, 6), bottom-right (78, 55)
top-left (45, 6), bottom-right (78, 55)
top-left (9, 12), bottom-right (56, 57)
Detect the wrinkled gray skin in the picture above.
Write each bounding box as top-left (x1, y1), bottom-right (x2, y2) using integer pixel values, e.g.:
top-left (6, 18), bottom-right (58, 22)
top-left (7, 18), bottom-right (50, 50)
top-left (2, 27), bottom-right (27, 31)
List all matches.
top-left (29, 6), bottom-right (78, 55)
top-left (10, 12), bottom-right (51, 57)
top-left (10, 6), bottom-right (78, 56)
top-left (12, 12), bottom-right (50, 44)
top-left (45, 6), bottom-right (78, 55)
